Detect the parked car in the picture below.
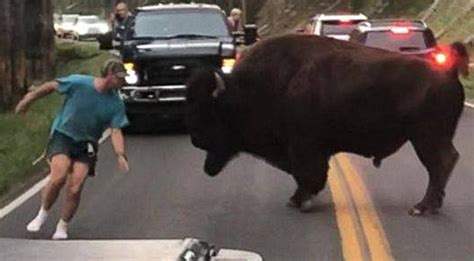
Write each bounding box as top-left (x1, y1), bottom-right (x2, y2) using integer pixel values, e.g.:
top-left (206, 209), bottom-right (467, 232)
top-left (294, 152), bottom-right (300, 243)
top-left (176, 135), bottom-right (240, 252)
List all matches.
top-left (98, 3), bottom-right (257, 129)
top-left (55, 14), bottom-right (79, 38)
top-left (72, 15), bottom-right (109, 41)
top-left (349, 19), bottom-right (449, 65)
top-left (311, 13), bottom-right (368, 41)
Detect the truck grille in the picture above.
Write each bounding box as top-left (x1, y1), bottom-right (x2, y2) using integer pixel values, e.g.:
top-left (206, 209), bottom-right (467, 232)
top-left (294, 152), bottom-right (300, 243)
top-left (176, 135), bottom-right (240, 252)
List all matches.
top-left (142, 57), bottom-right (219, 86)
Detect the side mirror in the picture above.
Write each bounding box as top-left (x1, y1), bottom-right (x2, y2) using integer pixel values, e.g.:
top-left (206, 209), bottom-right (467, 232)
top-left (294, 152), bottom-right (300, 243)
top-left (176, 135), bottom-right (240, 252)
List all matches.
top-left (243, 24), bottom-right (258, 45)
top-left (232, 31), bottom-right (244, 45)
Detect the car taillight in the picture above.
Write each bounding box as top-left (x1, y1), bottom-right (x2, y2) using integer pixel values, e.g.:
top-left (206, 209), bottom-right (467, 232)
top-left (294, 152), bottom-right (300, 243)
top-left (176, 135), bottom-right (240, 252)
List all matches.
top-left (390, 27), bottom-right (410, 34)
top-left (434, 53), bottom-right (448, 65)
top-left (338, 20), bottom-right (353, 26)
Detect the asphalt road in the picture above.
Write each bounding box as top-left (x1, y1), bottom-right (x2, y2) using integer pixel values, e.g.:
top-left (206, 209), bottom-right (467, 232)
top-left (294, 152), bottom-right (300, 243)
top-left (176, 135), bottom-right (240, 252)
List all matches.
top-left (0, 108), bottom-right (472, 261)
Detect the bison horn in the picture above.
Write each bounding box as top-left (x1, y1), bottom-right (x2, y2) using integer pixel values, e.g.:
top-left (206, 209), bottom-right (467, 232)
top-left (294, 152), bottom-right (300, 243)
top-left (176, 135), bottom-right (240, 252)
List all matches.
top-left (212, 72), bottom-right (226, 98)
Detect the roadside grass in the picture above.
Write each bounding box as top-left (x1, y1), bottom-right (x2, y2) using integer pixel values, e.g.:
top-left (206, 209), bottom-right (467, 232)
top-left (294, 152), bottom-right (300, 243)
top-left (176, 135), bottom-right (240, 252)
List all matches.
top-left (0, 40), bottom-right (113, 195)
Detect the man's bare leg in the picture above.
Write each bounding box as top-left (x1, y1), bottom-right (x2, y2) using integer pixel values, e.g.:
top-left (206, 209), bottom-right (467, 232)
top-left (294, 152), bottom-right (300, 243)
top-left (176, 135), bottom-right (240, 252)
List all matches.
top-left (52, 161), bottom-right (88, 240)
top-left (27, 154), bottom-right (71, 232)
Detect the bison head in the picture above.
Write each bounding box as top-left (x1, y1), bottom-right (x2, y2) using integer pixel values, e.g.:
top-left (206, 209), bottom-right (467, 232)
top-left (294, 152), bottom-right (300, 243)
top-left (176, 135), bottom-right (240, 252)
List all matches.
top-left (186, 68), bottom-right (239, 176)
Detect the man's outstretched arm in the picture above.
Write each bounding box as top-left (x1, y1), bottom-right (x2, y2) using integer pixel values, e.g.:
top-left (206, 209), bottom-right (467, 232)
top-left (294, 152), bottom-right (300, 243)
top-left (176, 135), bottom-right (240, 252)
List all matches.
top-left (110, 128), bottom-right (129, 173)
top-left (15, 81), bottom-right (59, 114)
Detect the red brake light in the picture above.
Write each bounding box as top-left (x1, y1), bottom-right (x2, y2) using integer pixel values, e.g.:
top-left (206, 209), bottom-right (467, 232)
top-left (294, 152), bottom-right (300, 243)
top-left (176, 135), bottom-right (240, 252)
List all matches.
top-left (390, 27), bottom-right (410, 34)
top-left (339, 18), bottom-right (352, 23)
top-left (434, 53), bottom-right (448, 65)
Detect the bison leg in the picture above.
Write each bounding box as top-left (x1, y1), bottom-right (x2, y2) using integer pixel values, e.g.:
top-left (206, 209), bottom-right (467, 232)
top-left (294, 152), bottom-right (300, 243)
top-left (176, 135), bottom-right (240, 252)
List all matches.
top-left (409, 136), bottom-right (459, 216)
top-left (288, 148), bottom-right (330, 212)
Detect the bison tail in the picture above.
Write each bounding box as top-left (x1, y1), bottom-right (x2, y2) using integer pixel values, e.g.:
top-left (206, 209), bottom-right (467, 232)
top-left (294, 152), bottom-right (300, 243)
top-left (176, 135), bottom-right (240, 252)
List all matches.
top-left (450, 42), bottom-right (470, 78)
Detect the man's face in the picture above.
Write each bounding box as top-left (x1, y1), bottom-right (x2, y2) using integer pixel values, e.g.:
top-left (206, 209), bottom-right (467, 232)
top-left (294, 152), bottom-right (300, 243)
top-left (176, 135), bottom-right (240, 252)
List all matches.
top-left (115, 3), bottom-right (128, 19)
top-left (231, 13), bottom-right (241, 22)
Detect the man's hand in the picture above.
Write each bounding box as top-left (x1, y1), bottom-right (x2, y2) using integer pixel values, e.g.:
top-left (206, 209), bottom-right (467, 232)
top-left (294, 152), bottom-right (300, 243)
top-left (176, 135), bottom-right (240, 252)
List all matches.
top-left (15, 97), bottom-right (30, 114)
top-left (118, 154), bottom-right (129, 173)
top-left (15, 82), bottom-right (58, 114)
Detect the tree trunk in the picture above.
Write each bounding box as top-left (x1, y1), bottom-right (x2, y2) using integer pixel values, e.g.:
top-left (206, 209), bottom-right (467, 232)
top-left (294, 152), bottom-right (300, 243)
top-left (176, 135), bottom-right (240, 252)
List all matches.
top-left (0, 0), bottom-right (14, 111)
top-left (0, 0), bottom-right (54, 112)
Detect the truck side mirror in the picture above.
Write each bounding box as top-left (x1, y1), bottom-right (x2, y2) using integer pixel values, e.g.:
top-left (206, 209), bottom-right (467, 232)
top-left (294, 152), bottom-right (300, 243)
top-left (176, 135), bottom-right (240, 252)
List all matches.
top-left (243, 24), bottom-right (258, 45)
top-left (232, 31), bottom-right (245, 45)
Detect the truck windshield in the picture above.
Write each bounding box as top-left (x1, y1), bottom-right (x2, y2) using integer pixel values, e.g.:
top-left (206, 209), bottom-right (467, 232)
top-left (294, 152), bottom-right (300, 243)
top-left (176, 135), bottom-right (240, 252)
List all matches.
top-left (129, 10), bottom-right (230, 39)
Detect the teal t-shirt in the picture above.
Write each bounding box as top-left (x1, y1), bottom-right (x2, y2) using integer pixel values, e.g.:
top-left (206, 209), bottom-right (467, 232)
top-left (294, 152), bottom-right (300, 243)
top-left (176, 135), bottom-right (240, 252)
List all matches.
top-left (51, 74), bottom-right (129, 142)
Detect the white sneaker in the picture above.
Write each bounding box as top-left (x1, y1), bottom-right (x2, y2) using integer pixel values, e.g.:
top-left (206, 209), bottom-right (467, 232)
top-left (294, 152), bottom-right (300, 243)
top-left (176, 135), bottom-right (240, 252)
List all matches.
top-left (51, 220), bottom-right (68, 240)
top-left (52, 229), bottom-right (68, 240)
top-left (26, 218), bottom-right (42, 232)
top-left (26, 208), bottom-right (48, 232)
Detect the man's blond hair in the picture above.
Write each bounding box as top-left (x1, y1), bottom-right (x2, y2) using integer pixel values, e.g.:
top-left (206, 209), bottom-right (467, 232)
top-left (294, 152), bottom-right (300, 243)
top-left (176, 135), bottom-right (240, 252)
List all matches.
top-left (230, 8), bottom-right (242, 16)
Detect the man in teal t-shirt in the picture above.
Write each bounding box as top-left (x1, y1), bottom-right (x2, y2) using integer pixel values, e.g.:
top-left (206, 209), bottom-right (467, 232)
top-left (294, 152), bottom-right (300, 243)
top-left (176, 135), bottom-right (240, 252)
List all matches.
top-left (15, 59), bottom-right (130, 240)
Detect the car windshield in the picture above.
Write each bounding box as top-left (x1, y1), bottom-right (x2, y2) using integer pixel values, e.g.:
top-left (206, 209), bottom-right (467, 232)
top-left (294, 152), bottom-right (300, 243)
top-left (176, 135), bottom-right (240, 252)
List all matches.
top-left (363, 30), bottom-right (436, 51)
top-left (129, 10), bottom-right (230, 39)
top-left (79, 17), bottom-right (100, 24)
top-left (322, 20), bottom-right (365, 35)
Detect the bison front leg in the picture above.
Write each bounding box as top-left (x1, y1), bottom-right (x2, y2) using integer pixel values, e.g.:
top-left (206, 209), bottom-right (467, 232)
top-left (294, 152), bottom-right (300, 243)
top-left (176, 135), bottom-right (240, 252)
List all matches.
top-left (410, 136), bottom-right (459, 216)
top-left (288, 147), bottom-right (330, 212)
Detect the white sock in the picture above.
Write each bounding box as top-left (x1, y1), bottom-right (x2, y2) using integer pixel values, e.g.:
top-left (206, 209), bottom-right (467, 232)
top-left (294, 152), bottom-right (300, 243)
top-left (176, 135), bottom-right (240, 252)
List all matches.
top-left (52, 219), bottom-right (68, 240)
top-left (26, 207), bottom-right (49, 232)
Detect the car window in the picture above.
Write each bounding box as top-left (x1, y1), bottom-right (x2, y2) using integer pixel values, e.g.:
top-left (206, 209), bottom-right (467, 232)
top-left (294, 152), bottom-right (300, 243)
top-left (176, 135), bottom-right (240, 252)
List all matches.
top-left (321, 20), bottom-right (364, 35)
top-left (129, 10), bottom-right (230, 39)
top-left (363, 30), bottom-right (436, 51)
top-left (80, 17), bottom-right (100, 24)
top-left (63, 16), bottom-right (77, 24)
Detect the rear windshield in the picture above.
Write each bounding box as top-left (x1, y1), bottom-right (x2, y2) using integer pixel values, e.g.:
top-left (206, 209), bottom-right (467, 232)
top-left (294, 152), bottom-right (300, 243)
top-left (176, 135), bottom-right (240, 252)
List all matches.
top-left (129, 10), bottom-right (230, 39)
top-left (322, 20), bottom-right (365, 35)
top-left (79, 17), bottom-right (100, 24)
top-left (363, 30), bottom-right (436, 52)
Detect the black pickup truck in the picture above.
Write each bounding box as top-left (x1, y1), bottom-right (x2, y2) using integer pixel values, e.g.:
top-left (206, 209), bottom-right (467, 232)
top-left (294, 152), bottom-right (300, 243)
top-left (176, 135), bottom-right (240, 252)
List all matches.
top-left (100, 4), bottom-right (256, 128)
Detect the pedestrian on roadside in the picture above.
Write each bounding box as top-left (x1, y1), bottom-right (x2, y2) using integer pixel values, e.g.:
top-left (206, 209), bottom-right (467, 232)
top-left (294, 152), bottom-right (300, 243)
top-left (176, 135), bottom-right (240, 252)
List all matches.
top-left (228, 8), bottom-right (243, 32)
top-left (15, 59), bottom-right (130, 240)
top-left (110, 2), bottom-right (132, 39)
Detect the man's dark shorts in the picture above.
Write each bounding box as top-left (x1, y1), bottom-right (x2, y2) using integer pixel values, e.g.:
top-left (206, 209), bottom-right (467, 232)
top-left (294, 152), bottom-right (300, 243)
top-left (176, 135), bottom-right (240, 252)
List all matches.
top-left (46, 131), bottom-right (98, 176)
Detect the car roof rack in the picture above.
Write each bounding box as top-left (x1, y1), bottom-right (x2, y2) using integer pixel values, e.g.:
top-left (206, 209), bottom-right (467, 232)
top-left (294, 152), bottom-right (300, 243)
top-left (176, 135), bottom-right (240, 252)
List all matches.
top-left (312, 13), bottom-right (368, 21)
top-left (360, 19), bottom-right (427, 29)
top-left (137, 3), bottom-right (222, 11)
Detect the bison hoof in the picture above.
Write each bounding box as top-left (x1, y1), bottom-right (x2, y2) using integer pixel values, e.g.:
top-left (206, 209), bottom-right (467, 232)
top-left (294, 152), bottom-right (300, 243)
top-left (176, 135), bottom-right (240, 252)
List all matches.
top-left (286, 197), bottom-right (316, 212)
top-left (300, 198), bottom-right (317, 213)
top-left (408, 207), bottom-right (425, 216)
top-left (408, 205), bottom-right (440, 216)
top-left (286, 200), bottom-right (299, 209)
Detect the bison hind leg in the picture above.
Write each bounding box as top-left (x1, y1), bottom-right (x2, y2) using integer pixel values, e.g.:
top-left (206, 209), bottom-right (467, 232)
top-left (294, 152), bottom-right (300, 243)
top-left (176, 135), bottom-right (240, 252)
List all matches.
top-left (409, 134), bottom-right (459, 216)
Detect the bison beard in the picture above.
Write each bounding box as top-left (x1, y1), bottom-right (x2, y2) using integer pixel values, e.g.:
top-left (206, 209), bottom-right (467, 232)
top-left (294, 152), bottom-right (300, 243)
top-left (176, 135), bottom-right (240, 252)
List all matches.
top-left (186, 34), bottom-right (468, 215)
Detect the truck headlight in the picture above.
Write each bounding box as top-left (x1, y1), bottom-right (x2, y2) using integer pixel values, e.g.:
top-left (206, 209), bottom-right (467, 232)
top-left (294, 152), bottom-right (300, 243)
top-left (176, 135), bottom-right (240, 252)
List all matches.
top-left (221, 58), bottom-right (236, 74)
top-left (124, 63), bottom-right (138, 85)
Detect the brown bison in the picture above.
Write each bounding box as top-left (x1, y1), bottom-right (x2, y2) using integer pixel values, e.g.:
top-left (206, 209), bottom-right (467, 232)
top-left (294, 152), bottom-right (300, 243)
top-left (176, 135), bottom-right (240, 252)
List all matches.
top-left (185, 34), bottom-right (469, 215)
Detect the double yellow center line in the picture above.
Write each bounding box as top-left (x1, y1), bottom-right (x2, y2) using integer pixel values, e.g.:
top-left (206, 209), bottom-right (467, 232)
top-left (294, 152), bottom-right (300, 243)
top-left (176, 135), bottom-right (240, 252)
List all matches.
top-left (328, 153), bottom-right (394, 261)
